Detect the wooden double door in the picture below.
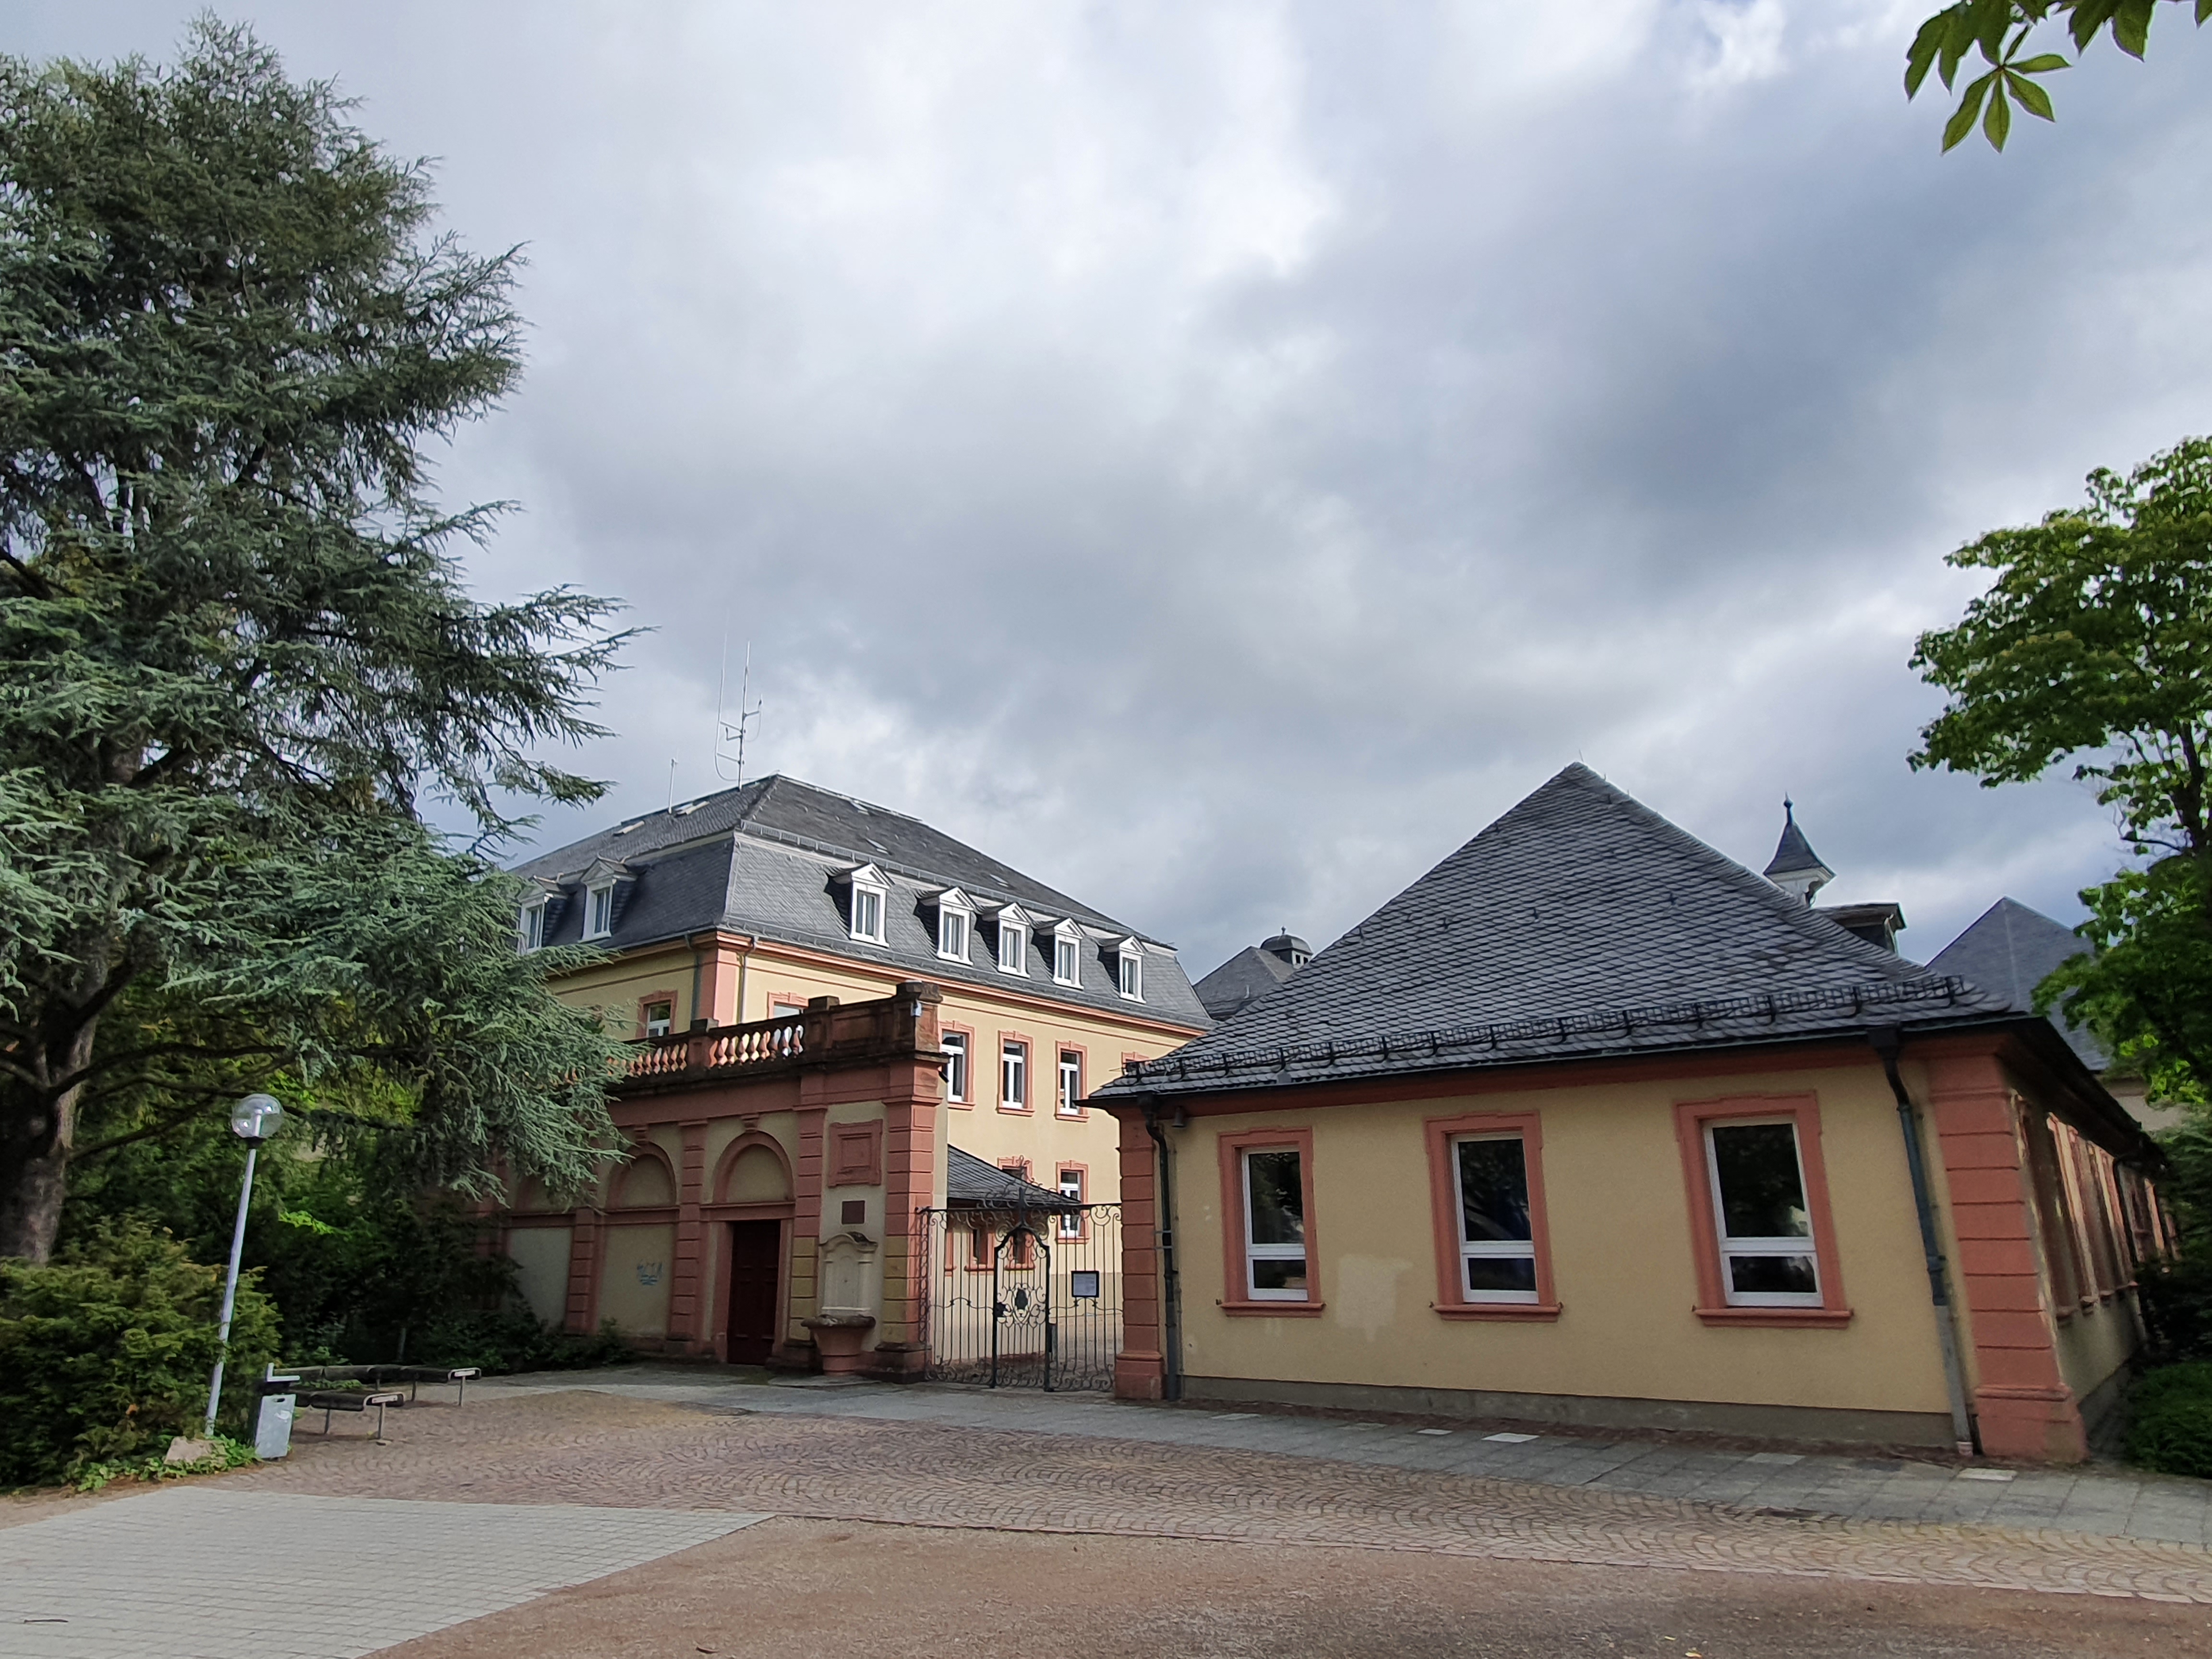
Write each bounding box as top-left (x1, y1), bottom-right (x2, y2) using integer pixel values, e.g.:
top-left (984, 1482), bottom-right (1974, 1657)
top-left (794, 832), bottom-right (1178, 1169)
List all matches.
top-left (725, 1220), bottom-right (783, 1365)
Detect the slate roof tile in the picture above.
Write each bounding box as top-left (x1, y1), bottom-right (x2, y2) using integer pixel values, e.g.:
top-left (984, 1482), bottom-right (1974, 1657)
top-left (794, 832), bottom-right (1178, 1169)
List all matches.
top-left (1103, 763), bottom-right (2014, 1098)
top-left (514, 774), bottom-right (1209, 1029)
top-left (1926, 897), bottom-right (2108, 1070)
top-left (1192, 945), bottom-right (1298, 1021)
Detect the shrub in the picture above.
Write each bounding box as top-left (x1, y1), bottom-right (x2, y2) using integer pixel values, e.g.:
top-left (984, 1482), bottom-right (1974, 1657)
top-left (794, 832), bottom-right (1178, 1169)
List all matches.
top-left (2126, 1362), bottom-right (2212, 1478)
top-left (0, 1220), bottom-right (280, 1487)
top-left (406, 1306), bottom-right (633, 1374)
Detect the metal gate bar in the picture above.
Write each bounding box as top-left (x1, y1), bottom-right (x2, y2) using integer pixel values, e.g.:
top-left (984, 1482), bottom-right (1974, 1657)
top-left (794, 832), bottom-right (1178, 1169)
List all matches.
top-left (917, 1204), bottom-right (1121, 1392)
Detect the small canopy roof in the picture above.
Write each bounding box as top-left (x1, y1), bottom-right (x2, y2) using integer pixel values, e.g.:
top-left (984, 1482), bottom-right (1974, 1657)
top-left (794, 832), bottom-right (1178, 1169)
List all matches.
top-left (945, 1145), bottom-right (1082, 1212)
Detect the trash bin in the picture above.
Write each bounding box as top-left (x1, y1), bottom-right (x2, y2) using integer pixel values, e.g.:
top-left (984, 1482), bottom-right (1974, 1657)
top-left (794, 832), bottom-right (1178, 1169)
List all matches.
top-left (256, 1369), bottom-right (300, 1459)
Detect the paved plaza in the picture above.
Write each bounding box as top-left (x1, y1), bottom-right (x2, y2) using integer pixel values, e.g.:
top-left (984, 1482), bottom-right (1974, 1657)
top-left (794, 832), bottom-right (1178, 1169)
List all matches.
top-left (493, 1365), bottom-right (2212, 1546)
top-left (10, 1369), bottom-right (2212, 1656)
top-left (0, 1485), bottom-right (763, 1659)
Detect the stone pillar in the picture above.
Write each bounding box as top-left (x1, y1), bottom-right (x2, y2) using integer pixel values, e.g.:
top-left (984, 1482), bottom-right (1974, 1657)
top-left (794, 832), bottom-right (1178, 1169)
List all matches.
top-left (563, 1207), bottom-right (601, 1336)
top-left (782, 1106), bottom-right (827, 1362)
top-left (873, 982), bottom-right (942, 1377)
top-left (667, 1121), bottom-right (709, 1352)
top-left (1114, 1108), bottom-right (1166, 1401)
top-left (1925, 1045), bottom-right (2088, 1463)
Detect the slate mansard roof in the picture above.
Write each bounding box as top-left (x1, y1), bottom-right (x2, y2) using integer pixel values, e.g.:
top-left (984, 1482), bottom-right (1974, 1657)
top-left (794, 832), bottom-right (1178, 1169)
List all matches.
top-left (1927, 898), bottom-right (2108, 1072)
top-left (512, 774), bottom-right (1210, 1029)
top-left (1103, 764), bottom-right (2025, 1100)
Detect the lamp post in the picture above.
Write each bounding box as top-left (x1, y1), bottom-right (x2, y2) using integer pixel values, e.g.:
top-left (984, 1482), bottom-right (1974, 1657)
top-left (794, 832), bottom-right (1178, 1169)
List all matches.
top-left (204, 1093), bottom-right (285, 1435)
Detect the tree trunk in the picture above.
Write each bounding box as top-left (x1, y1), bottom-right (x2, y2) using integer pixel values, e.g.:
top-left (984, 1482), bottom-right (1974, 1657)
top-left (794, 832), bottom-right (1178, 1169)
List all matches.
top-left (0, 1082), bottom-right (76, 1262)
top-left (0, 999), bottom-right (98, 1262)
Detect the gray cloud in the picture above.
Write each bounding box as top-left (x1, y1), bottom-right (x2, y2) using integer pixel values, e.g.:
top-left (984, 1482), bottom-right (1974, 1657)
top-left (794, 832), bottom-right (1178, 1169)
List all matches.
top-left (24, 1), bottom-right (2212, 980)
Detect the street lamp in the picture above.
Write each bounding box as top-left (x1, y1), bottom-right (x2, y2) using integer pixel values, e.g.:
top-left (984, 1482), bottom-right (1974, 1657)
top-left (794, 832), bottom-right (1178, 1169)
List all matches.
top-left (204, 1093), bottom-right (285, 1435)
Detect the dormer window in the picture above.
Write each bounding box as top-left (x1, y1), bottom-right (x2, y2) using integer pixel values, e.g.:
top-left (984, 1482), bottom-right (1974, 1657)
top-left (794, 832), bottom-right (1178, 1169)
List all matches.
top-left (931, 888), bottom-right (974, 962)
top-left (852, 884), bottom-right (884, 943)
top-left (997, 917), bottom-right (1027, 975)
top-left (1051, 921), bottom-right (1083, 987)
top-left (584, 881), bottom-right (615, 941)
top-left (518, 899), bottom-right (548, 953)
top-left (1116, 940), bottom-right (1143, 1002)
top-left (844, 864), bottom-right (889, 944)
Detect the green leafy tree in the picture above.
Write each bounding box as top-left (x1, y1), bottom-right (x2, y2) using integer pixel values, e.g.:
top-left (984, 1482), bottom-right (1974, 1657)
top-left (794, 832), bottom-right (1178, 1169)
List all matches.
top-left (0, 24), bottom-right (634, 1261)
top-left (1911, 436), bottom-right (2212, 1096)
top-left (1906, 1), bottom-right (2208, 151)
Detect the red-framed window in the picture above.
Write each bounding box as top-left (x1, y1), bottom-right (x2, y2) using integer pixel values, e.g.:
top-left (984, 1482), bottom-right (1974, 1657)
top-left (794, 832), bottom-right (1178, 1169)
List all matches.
top-left (636, 991), bottom-right (679, 1039)
top-left (1673, 1094), bottom-right (1851, 1328)
top-left (1057, 1165), bottom-right (1087, 1240)
top-left (998, 1035), bottom-right (1032, 1114)
top-left (1423, 1110), bottom-right (1560, 1322)
top-left (939, 1023), bottom-right (974, 1107)
top-left (1215, 1127), bottom-right (1322, 1316)
top-left (1056, 1046), bottom-right (1087, 1117)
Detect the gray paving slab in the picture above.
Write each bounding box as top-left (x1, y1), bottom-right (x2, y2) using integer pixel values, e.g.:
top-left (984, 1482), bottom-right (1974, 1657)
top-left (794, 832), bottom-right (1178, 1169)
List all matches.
top-left (483, 1368), bottom-right (2212, 1549)
top-left (0, 1484), bottom-right (764, 1659)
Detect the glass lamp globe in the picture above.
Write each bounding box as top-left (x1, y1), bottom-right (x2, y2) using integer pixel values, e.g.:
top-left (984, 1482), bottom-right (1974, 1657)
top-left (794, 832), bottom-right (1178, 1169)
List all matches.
top-left (229, 1094), bottom-right (286, 1143)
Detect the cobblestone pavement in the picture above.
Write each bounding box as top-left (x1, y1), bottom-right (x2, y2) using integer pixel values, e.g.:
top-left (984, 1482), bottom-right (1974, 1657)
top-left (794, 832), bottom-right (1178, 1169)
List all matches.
top-left (0, 1483), bottom-right (763, 1659)
top-left (375, 1515), bottom-right (2212, 1659)
top-left (482, 1366), bottom-right (2212, 1547)
top-left (214, 1384), bottom-right (2212, 1605)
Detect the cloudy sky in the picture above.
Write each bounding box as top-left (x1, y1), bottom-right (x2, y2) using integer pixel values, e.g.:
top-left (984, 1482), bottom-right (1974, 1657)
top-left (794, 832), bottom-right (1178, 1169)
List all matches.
top-left (26, 3), bottom-right (2212, 978)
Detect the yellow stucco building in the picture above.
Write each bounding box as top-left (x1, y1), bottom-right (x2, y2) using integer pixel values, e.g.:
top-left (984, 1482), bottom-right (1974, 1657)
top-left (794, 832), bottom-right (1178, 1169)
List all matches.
top-left (502, 774), bottom-right (1208, 1367)
top-left (1098, 766), bottom-right (2167, 1464)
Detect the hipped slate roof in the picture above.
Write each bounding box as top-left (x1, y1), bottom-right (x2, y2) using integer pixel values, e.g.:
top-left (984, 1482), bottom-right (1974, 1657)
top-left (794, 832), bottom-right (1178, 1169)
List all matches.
top-left (1103, 763), bottom-right (2020, 1100)
top-left (1927, 898), bottom-right (2108, 1071)
top-left (512, 775), bottom-right (1209, 1028)
top-left (946, 1145), bottom-right (1083, 1211)
top-left (1192, 945), bottom-right (1299, 1022)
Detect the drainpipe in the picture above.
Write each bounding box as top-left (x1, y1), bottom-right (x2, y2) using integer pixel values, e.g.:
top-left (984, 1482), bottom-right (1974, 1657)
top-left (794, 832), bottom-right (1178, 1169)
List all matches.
top-left (1140, 1095), bottom-right (1183, 1403)
top-left (1869, 1026), bottom-right (1978, 1457)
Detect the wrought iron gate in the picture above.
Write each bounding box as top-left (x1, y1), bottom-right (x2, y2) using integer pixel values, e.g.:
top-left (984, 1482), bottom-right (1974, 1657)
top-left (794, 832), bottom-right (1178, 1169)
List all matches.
top-left (917, 1204), bottom-right (1122, 1391)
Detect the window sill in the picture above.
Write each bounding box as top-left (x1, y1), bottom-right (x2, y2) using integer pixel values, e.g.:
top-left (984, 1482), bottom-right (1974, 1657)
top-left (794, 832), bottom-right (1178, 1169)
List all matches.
top-left (997, 1105), bottom-right (1033, 1117)
top-left (1434, 1302), bottom-right (1563, 1322)
top-left (1693, 1305), bottom-right (1853, 1329)
top-left (1220, 1299), bottom-right (1325, 1318)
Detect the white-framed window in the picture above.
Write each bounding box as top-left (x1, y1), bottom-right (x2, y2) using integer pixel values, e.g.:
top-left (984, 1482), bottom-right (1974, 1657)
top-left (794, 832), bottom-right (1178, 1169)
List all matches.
top-left (1053, 931), bottom-right (1081, 986)
top-left (1453, 1134), bottom-right (1539, 1303)
top-left (643, 999), bottom-right (674, 1039)
top-left (1058, 1168), bottom-right (1084, 1238)
top-left (518, 899), bottom-right (548, 953)
top-left (1242, 1147), bottom-right (1308, 1300)
top-left (850, 881), bottom-right (885, 943)
top-left (941, 1031), bottom-right (969, 1103)
top-left (1057, 1050), bottom-right (1083, 1116)
top-left (584, 881), bottom-right (615, 940)
top-left (771, 1000), bottom-right (805, 1020)
top-left (1000, 1040), bottom-right (1027, 1109)
top-left (1706, 1120), bottom-right (1820, 1307)
top-left (938, 907), bottom-right (969, 962)
top-left (997, 918), bottom-right (1027, 975)
top-left (1117, 945), bottom-right (1143, 1001)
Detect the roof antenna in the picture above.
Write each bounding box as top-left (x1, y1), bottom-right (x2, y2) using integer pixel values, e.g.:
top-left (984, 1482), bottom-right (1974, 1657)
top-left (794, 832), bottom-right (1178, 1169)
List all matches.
top-left (713, 637), bottom-right (763, 786)
top-left (666, 758), bottom-right (678, 816)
